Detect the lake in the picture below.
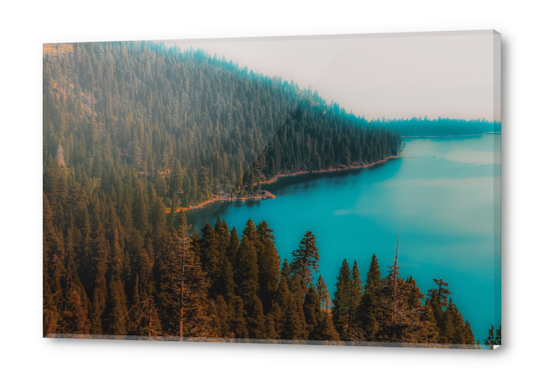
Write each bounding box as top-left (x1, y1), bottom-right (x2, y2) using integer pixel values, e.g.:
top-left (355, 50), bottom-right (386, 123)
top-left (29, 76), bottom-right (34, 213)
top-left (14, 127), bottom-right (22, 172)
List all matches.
top-left (187, 134), bottom-right (501, 344)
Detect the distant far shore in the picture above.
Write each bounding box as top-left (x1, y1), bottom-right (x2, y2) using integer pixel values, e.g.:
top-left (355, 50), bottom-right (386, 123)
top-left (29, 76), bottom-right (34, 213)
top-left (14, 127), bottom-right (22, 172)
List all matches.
top-left (400, 132), bottom-right (501, 138)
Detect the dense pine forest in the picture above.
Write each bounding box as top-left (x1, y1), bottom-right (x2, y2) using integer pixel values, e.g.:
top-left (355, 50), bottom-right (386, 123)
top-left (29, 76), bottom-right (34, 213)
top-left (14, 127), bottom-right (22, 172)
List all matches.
top-left (43, 41), bottom-right (401, 210)
top-left (43, 41), bottom-right (488, 347)
top-left (44, 202), bottom-right (480, 347)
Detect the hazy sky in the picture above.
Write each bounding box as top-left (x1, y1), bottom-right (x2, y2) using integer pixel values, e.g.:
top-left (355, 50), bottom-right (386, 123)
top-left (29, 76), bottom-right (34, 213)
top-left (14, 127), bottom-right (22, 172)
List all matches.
top-left (160, 31), bottom-right (500, 121)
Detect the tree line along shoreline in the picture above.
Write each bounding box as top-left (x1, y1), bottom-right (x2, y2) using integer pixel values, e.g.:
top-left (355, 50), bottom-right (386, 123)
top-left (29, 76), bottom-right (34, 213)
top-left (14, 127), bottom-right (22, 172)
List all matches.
top-left (167, 155), bottom-right (401, 213)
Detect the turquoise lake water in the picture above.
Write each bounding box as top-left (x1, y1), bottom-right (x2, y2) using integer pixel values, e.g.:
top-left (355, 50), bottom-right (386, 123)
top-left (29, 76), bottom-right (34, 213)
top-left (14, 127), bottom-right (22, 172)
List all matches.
top-left (187, 135), bottom-right (501, 343)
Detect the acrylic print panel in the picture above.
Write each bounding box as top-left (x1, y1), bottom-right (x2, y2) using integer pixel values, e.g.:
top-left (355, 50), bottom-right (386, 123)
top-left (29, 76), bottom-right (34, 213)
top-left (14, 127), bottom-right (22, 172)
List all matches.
top-left (43, 30), bottom-right (501, 349)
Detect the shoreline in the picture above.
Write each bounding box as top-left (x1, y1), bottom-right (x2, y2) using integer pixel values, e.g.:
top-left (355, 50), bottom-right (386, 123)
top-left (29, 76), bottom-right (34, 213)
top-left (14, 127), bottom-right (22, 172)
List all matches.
top-left (166, 155), bottom-right (400, 214)
top-left (166, 191), bottom-right (277, 214)
top-left (258, 155), bottom-right (400, 185)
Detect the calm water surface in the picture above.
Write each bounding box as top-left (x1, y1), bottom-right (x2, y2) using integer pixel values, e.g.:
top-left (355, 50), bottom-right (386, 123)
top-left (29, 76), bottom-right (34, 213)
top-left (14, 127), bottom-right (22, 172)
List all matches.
top-left (187, 135), bottom-right (501, 343)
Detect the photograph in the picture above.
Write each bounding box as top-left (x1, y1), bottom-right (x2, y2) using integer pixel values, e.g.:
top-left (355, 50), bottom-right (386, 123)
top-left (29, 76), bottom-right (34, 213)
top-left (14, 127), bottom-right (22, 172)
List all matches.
top-left (42, 31), bottom-right (501, 349)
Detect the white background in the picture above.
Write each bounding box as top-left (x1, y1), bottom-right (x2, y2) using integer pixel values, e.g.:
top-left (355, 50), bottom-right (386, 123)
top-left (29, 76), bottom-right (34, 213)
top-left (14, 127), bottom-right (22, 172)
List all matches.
top-left (0, 0), bottom-right (540, 378)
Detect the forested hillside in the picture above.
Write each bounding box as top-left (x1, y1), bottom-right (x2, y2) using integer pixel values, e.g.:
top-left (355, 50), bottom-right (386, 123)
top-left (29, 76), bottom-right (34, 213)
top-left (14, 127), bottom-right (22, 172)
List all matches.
top-left (43, 41), bottom-right (401, 210)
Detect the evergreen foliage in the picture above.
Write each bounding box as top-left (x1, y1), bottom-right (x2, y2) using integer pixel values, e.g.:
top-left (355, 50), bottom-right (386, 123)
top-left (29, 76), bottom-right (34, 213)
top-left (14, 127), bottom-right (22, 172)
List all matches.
top-left (42, 42), bottom-right (480, 347)
top-left (291, 231), bottom-right (320, 291)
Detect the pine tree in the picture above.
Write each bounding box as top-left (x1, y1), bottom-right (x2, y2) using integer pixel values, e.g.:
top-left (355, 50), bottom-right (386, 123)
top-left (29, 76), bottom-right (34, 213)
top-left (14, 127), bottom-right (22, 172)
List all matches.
top-left (280, 258), bottom-right (292, 291)
top-left (291, 231), bottom-right (320, 290)
top-left (214, 295), bottom-right (230, 338)
top-left (89, 221), bottom-right (109, 334)
top-left (275, 274), bottom-right (291, 316)
top-left (406, 276), bottom-right (425, 310)
top-left (235, 234), bottom-right (259, 303)
top-left (365, 254), bottom-right (382, 290)
top-left (303, 286), bottom-right (320, 336)
top-left (264, 313), bottom-right (279, 340)
top-left (348, 260), bottom-right (363, 329)
top-left (242, 218), bottom-right (257, 242)
top-left (170, 159), bottom-right (184, 199)
top-left (312, 310), bottom-right (340, 342)
top-left (246, 296), bottom-right (266, 339)
top-left (464, 320), bottom-right (476, 345)
top-left (281, 294), bottom-right (306, 341)
top-left (448, 300), bottom-right (467, 345)
top-left (356, 254), bottom-right (382, 340)
top-left (105, 275), bottom-right (128, 336)
top-left (206, 299), bottom-right (221, 338)
top-left (216, 253), bottom-right (236, 301)
top-left (43, 280), bottom-right (59, 336)
top-left (332, 259), bottom-right (351, 339)
top-left (290, 275), bottom-right (309, 339)
top-left (256, 221), bottom-right (280, 313)
top-left (227, 226), bottom-right (239, 262)
top-left (374, 234), bottom-right (413, 343)
top-left (214, 215), bottom-right (230, 254)
top-left (419, 301), bottom-right (439, 344)
top-left (483, 325), bottom-right (501, 348)
top-left (428, 278), bottom-right (452, 311)
top-left (200, 222), bottom-right (222, 297)
top-left (62, 283), bottom-right (91, 335)
top-left (229, 296), bottom-right (248, 340)
top-left (161, 211), bottom-right (211, 339)
top-left (316, 275), bottom-right (331, 310)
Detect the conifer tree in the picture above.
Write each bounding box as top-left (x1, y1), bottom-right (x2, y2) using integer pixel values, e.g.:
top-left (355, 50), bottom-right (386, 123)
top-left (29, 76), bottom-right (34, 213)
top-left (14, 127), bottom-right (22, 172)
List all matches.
top-left (281, 294), bottom-right (306, 341)
top-left (275, 274), bottom-right (291, 316)
top-left (216, 254), bottom-right (236, 301)
top-left (214, 295), bottom-right (230, 338)
top-left (428, 278), bottom-right (452, 311)
top-left (419, 301), bottom-right (439, 344)
top-left (365, 254), bottom-right (382, 290)
top-left (229, 296), bottom-right (248, 340)
top-left (246, 296), bottom-right (266, 339)
top-left (89, 221), bottom-right (109, 334)
top-left (356, 254), bottom-right (382, 340)
top-left (291, 231), bottom-right (320, 290)
top-left (227, 226), bottom-right (239, 262)
top-left (43, 280), bottom-right (59, 336)
top-left (464, 320), bottom-right (476, 345)
top-left (207, 299), bottom-right (221, 339)
top-left (332, 259), bottom-right (351, 339)
top-left (270, 303), bottom-right (283, 337)
top-left (348, 260), bottom-right (363, 329)
top-left (406, 276), bottom-right (425, 310)
top-left (264, 313), bottom-right (279, 341)
top-left (303, 286), bottom-right (320, 336)
top-left (483, 325), bottom-right (501, 348)
top-left (161, 211), bottom-right (211, 339)
top-left (214, 215), bottom-right (230, 254)
top-left (200, 222), bottom-right (222, 296)
top-left (256, 221), bottom-right (280, 313)
top-left (279, 258), bottom-right (296, 292)
top-left (62, 283), bottom-right (91, 335)
top-left (105, 275), bottom-right (128, 336)
top-left (289, 275), bottom-right (309, 339)
top-left (311, 311), bottom-right (340, 342)
top-left (242, 218), bottom-right (257, 242)
top-left (374, 234), bottom-right (413, 343)
top-left (235, 234), bottom-right (259, 303)
top-left (316, 275), bottom-right (331, 310)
